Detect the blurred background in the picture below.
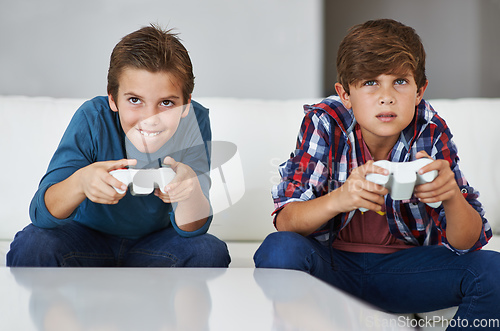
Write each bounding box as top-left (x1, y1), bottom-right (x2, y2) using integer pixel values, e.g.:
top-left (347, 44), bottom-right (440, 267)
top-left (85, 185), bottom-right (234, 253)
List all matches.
top-left (1, 0), bottom-right (499, 100)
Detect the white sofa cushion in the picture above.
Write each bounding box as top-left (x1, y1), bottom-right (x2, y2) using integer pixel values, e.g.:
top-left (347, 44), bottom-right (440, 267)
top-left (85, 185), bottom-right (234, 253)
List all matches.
top-left (203, 98), bottom-right (314, 240)
top-left (1, 96), bottom-right (84, 239)
top-left (428, 99), bottom-right (500, 234)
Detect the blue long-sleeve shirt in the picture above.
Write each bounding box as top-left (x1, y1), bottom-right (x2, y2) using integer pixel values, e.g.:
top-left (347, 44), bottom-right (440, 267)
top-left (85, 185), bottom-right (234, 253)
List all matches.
top-left (29, 96), bottom-right (212, 239)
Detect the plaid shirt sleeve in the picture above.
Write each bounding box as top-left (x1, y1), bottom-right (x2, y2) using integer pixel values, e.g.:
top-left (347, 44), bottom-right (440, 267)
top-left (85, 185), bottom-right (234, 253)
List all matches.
top-left (271, 109), bottom-right (331, 213)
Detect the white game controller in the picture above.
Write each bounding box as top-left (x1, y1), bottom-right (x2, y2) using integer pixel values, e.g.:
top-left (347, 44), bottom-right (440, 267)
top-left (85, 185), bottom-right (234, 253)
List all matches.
top-left (110, 167), bottom-right (176, 196)
top-left (359, 158), bottom-right (441, 212)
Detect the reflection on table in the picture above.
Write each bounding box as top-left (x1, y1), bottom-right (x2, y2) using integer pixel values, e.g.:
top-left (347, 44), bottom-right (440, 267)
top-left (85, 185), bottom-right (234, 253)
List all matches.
top-left (253, 268), bottom-right (413, 331)
top-left (4, 267), bottom-right (412, 331)
top-left (10, 268), bottom-right (225, 331)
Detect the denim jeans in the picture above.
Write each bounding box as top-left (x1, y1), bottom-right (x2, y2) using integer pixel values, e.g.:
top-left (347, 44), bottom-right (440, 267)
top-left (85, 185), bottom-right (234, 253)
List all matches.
top-left (7, 222), bottom-right (230, 267)
top-left (254, 231), bottom-right (500, 330)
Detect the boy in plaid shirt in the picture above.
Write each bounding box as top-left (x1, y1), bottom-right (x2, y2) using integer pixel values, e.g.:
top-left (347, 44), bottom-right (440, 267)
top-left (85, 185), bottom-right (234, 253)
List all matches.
top-left (255, 19), bottom-right (499, 328)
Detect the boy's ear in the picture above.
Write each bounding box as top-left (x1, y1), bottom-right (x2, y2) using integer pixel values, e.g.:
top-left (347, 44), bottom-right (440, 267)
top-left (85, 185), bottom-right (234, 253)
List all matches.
top-left (108, 93), bottom-right (118, 112)
top-left (415, 80), bottom-right (429, 106)
top-left (335, 83), bottom-right (352, 109)
top-left (181, 94), bottom-right (192, 118)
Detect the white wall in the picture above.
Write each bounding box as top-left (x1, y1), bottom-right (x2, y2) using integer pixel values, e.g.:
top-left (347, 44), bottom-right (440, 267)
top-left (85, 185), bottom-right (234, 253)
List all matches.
top-left (3, 1), bottom-right (498, 100)
top-left (0, 0), bottom-right (323, 100)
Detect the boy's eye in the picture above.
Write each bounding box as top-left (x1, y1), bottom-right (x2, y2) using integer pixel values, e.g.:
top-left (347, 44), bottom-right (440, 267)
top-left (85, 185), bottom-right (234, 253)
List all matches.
top-left (363, 80), bottom-right (377, 86)
top-left (161, 100), bottom-right (174, 107)
top-left (129, 97), bottom-right (141, 105)
top-left (395, 78), bottom-right (408, 85)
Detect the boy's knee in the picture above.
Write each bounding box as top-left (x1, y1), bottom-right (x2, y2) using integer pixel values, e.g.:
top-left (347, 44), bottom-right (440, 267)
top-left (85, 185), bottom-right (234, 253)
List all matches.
top-left (458, 249), bottom-right (500, 302)
top-left (7, 225), bottom-right (65, 266)
top-left (183, 234), bottom-right (230, 267)
top-left (254, 231), bottom-right (313, 270)
top-left (470, 250), bottom-right (500, 285)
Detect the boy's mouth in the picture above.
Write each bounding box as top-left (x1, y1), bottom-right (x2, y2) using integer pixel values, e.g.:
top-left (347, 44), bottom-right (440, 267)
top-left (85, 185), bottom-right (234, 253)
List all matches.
top-left (377, 113), bottom-right (396, 118)
top-left (376, 112), bottom-right (397, 121)
top-left (376, 112), bottom-right (396, 117)
top-left (138, 129), bottom-right (162, 137)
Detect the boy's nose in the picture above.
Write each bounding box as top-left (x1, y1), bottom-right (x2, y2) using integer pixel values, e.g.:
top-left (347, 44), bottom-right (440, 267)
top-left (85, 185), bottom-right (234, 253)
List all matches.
top-left (141, 107), bottom-right (160, 126)
top-left (379, 97), bottom-right (394, 105)
top-left (378, 88), bottom-right (395, 105)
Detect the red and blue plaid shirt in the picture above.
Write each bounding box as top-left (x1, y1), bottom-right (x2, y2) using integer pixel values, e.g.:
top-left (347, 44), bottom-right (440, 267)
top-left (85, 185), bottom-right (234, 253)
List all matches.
top-left (272, 96), bottom-right (491, 254)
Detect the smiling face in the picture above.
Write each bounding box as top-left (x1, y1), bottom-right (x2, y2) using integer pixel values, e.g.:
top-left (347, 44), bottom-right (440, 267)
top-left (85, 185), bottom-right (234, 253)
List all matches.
top-left (335, 73), bottom-right (427, 158)
top-left (109, 68), bottom-right (190, 154)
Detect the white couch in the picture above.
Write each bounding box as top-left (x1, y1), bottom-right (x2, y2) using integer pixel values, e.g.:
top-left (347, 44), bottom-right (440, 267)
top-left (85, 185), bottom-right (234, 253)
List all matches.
top-left (1, 95), bottom-right (499, 327)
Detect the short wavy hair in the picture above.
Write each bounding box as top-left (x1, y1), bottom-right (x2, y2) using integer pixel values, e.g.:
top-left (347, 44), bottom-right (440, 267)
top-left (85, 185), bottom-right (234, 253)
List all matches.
top-left (107, 24), bottom-right (194, 104)
top-left (336, 19), bottom-right (426, 95)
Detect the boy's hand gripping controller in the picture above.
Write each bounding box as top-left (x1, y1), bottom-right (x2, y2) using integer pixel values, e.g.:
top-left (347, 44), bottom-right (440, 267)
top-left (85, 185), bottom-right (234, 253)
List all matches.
top-left (110, 167), bottom-right (176, 196)
top-left (359, 158), bottom-right (442, 212)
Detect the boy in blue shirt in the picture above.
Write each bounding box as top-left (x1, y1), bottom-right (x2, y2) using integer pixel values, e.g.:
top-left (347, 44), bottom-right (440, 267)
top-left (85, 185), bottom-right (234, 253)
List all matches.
top-left (254, 19), bottom-right (500, 328)
top-left (8, 25), bottom-right (230, 267)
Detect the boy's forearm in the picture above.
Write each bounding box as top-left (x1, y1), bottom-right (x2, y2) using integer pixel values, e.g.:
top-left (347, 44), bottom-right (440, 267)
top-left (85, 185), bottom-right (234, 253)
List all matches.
top-left (276, 191), bottom-right (343, 236)
top-left (442, 191), bottom-right (483, 250)
top-left (44, 171), bottom-right (86, 220)
top-left (174, 187), bottom-right (211, 232)
top-left (275, 201), bottom-right (315, 236)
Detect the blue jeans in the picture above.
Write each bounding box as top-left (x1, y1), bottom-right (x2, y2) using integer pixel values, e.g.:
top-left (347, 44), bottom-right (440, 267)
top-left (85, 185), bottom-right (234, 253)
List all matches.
top-left (254, 231), bottom-right (500, 330)
top-left (7, 222), bottom-right (230, 267)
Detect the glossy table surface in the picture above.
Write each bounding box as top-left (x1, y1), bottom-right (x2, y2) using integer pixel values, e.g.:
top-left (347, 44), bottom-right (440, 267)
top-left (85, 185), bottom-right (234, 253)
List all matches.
top-left (0, 267), bottom-right (412, 330)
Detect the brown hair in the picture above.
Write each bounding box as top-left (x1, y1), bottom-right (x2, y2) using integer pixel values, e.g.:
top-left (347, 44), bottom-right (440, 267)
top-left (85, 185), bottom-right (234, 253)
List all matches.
top-left (336, 19), bottom-right (426, 95)
top-left (107, 24), bottom-right (194, 104)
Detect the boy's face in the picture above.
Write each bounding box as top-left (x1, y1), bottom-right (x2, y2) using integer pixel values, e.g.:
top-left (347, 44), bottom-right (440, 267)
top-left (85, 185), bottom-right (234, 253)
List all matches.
top-left (108, 68), bottom-right (190, 154)
top-left (335, 73), bottom-right (428, 151)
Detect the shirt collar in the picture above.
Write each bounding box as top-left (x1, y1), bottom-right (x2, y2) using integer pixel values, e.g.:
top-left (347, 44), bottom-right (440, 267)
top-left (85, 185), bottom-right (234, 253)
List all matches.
top-left (399, 99), bottom-right (436, 153)
top-left (303, 95), bottom-right (356, 136)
